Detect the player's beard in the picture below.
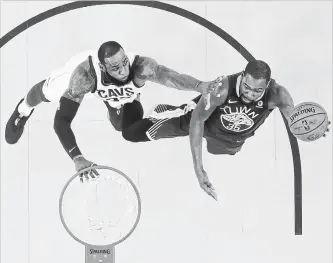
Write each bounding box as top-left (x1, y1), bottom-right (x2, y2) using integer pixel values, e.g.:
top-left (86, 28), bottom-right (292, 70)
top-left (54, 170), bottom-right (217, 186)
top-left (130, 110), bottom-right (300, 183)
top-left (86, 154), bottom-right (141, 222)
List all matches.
top-left (240, 90), bottom-right (266, 105)
top-left (240, 95), bottom-right (254, 105)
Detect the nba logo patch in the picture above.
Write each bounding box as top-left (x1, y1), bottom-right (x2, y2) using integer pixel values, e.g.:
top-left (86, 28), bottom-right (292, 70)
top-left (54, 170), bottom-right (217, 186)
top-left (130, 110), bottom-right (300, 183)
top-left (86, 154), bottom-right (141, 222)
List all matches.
top-left (256, 100), bottom-right (263, 108)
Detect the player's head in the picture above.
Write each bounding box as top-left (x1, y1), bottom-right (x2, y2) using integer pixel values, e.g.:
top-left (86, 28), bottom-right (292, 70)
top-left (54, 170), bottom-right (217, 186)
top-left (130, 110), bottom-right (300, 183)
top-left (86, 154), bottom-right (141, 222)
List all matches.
top-left (98, 41), bottom-right (131, 84)
top-left (239, 60), bottom-right (271, 104)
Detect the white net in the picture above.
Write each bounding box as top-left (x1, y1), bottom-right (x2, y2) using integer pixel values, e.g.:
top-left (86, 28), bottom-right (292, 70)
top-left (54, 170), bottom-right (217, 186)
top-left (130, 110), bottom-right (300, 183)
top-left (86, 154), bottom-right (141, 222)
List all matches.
top-left (60, 167), bottom-right (140, 246)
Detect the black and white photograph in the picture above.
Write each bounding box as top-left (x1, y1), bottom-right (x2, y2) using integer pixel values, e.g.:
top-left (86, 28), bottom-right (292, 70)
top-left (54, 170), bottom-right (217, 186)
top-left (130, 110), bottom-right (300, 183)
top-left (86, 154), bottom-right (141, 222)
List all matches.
top-left (0, 1), bottom-right (332, 263)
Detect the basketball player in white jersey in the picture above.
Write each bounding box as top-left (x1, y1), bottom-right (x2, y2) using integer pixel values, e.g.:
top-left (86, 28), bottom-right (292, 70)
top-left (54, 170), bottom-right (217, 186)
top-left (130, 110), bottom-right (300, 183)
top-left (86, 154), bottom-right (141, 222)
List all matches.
top-left (5, 41), bottom-right (215, 181)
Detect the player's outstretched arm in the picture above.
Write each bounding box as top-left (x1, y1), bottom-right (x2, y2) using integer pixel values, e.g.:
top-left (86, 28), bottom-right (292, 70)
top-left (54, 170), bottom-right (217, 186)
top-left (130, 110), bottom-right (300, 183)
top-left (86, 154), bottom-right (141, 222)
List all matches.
top-left (270, 82), bottom-right (295, 125)
top-left (132, 56), bottom-right (211, 93)
top-left (271, 82), bottom-right (330, 138)
top-left (53, 59), bottom-right (99, 182)
top-left (189, 82), bottom-right (228, 200)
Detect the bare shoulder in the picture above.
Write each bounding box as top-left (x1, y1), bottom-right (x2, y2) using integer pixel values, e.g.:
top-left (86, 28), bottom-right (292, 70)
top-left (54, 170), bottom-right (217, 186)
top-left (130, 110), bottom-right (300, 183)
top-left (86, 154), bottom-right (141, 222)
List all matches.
top-left (133, 56), bottom-right (157, 68)
top-left (267, 81), bottom-right (293, 109)
top-left (63, 57), bottom-right (96, 103)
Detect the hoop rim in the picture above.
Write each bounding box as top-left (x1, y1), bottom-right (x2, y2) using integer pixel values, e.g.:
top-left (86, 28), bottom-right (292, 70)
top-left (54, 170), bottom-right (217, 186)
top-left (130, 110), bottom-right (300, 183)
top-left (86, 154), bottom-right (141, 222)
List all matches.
top-left (59, 165), bottom-right (142, 248)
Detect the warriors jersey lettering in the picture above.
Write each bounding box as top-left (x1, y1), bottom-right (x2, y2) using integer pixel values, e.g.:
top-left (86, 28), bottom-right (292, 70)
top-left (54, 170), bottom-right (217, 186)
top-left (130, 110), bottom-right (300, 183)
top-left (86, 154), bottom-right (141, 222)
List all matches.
top-left (88, 51), bottom-right (145, 108)
top-left (204, 72), bottom-right (274, 142)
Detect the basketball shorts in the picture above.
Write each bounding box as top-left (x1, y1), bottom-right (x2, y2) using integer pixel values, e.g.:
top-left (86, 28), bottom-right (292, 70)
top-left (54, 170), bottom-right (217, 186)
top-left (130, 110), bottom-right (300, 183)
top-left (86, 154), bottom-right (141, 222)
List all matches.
top-left (145, 95), bottom-right (243, 155)
top-left (105, 100), bottom-right (144, 131)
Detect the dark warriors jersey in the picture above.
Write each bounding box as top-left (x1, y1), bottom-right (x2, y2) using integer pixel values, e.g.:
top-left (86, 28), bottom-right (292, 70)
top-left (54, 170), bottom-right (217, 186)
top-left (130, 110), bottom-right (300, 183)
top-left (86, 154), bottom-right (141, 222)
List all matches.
top-left (204, 72), bottom-right (274, 143)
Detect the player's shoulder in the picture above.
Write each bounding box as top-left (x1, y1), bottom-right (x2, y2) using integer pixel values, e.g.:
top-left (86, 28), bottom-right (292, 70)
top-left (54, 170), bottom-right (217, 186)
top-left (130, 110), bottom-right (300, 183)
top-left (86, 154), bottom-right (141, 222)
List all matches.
top-left (70, 55), bottom-right (96, 86)
top-left (267, 80), bottom-right (290, 107)
top-left (131, 56), bottom-right (159, 80)
top-left (75, 51), bottom-right (98, 77)
top-left (131, 55), bottom-right (160, 69)
top-left (126, 52), bottom-right (138, 64)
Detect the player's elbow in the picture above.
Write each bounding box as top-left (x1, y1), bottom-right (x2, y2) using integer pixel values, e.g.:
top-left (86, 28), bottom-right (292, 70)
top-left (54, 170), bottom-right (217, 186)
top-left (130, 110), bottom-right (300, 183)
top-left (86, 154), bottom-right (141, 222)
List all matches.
top-left (54, 97), bottom-right (78, 135)
top-left (53, 116), bottom-right (69, 136)
top-left (190, 115), bottom-right (204, 129)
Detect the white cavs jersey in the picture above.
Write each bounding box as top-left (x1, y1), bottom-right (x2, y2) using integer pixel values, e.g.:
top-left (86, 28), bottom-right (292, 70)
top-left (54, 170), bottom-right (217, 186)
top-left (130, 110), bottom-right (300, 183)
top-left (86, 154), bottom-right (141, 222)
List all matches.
top-left (42, 50), bottom-right (144, 106)
top-left (88, 51), bottom-right (145, 108)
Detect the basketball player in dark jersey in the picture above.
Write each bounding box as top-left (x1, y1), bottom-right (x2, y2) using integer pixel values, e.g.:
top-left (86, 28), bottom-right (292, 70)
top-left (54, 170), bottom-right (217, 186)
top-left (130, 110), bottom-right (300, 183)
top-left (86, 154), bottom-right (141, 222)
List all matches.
top-left (121, 60), bottom-right (329, 199)
top-left (5, 41), bottom-right (215, 181)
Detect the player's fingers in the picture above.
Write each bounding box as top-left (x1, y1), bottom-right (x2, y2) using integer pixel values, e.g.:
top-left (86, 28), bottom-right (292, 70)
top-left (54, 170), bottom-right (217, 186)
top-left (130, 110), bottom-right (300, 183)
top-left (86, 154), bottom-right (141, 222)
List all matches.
top-left (213, 76), bottom-right (223, 84)
top-left (210, 76), bottom-right (223, 92)
top-left (91, 166), bottom-right (100, 176)
top-left (83, 171), bottom-right (90, 181)
top-left (204, 94), bottom-right (211, 110)
top-left (203, 179), bottom-right (213, 188)
top-left (89, 171), bottom-right (96, 179)
top-left (205, 180), bottom-right (212, 188)
top-left (206, 187), bottom-right (217, 201)
top-left (326, 128), bottom-right (330, 132)
top-left (87, 166), bottom-right (95, 179)
top-left (200, 183), bottom-right (216, 199)
top-left (90, 169), bottom-right (99, 179)
top-left (214, 82), bottom-right (223, 97)
top-left (86, 163), bottom-right (97, 179)
top-left (211, 191), bottom-right (218, 201)
top-left (205, 184), bottom-right (217, 199)
top-left (79, 174), bottom-right (84, 183)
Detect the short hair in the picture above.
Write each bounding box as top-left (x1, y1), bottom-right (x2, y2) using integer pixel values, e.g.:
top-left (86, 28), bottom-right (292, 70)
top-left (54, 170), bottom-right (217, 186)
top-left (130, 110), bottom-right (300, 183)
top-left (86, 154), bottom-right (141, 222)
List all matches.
top-left (244, 60), bottom-right (271, 83)
top-left (98, 41), bottom-right (123, 63)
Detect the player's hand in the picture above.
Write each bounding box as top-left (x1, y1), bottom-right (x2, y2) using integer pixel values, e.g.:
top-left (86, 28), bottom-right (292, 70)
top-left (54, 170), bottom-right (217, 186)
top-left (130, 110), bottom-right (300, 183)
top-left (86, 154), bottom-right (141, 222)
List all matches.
top-left (195, 167), bottom-right (217, 200)
top-left (73, 156), bottom-right (99, 183)
top-left (199, 76), bottom-right (224, 110)
top-left (199, 76), bottom-right (224, 95)
top-left (323, 121), bottom-right (331, 138)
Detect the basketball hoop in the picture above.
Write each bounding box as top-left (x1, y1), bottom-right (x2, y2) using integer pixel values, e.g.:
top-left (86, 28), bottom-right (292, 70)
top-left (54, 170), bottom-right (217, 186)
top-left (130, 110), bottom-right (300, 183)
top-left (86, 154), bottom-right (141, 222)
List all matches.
top-left (59, 165), bottom-right (141, 263)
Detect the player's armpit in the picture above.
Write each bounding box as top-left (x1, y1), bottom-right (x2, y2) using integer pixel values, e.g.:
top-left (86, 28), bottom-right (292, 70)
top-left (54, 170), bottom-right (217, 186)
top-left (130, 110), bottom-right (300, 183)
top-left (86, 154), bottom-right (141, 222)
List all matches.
top-left (133, 56), bottom-right (203, 92)
top-left (63, 59), bottom-right (95, 103)
top-left (271, 83), bottom-right (295, 123)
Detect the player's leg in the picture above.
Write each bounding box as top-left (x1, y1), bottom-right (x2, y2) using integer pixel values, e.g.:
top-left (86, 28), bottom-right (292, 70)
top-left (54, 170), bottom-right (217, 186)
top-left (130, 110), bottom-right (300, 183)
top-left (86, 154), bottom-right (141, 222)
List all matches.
top-left (121, 99), bottom-right (144, 130)
top-left (19, 79), bottom-right (49, 114)
top-left (105, 102), bottom-right (124, 131)
top-left (121, 118), bottom-right (154, 142)
top-left (105, 96), bottom-right (144, 131)
top-left (5, 68), bottom-right (72, 144)
top-left (122, 97), bottom-right (199, 142)
top-left (5, 80), bottom-right (49, 144)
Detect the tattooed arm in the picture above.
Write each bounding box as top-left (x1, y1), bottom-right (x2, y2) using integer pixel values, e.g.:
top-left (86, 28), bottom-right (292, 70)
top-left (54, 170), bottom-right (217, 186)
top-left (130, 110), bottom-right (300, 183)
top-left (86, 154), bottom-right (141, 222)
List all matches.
top-left (54, 58), bottom-right (96, 162)
top-left (62, 58), bottom-right (95, 103)
top-left (132, 56), bottom-right (209, 93)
